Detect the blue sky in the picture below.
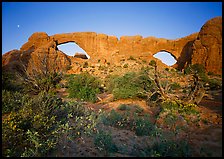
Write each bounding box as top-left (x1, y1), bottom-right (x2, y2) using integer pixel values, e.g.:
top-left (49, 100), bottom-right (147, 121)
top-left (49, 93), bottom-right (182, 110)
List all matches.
top-left (2, 2), bottom-right (222, 65)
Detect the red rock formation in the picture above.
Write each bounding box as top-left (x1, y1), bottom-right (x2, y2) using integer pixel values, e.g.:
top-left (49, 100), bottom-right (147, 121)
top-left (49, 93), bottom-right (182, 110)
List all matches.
top-left (74, 53), bottom-right (88, 59)
top-left (2, 17), bottom-right (222, 75)
top-left (191, 16), bottom-right (222, 74)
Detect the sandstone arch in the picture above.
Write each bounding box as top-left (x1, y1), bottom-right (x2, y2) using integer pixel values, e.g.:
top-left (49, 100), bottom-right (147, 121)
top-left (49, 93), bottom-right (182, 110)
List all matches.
top-left (153, 51), bottom-right (177, 66)
top-left (2, 17), bottom-right (222, 75)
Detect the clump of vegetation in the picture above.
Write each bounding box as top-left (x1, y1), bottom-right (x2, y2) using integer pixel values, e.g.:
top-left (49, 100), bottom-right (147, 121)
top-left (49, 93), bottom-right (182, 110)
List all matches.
top-left (106, 71), bottom-right (153, 100)
top-left (157, 100), bottom-right (200, 130)
top-left (123, 63), bottom-right (128, 68)
top-left (2, 90), bottom-right (28, 114)
top-left (94, 130), bottom-right (118, 153)
top-left (148, 139), bottom-right (191, 157)
top-left (67, 73), bottom-right (101, 102)
top-left (133, 115), bottom-right (153, 136)
top-left (2, 92), bottom-right (67, 157)
top-left (2, 72), bottom-right (23, 91)
top-left (149, 60), bottom-right (156, 66)
top-left (207, 78), bottom-right (222, 90)
top-left (117, 104), bottom-right (131, 111)
top-left (170, 82), bottom-right (181, 90)
top-left (134, 105), bottom-right (144, 114)
top-left (128, 56), bottom-right (136, 61)
top-left (100, 109), bottom-right (153, 136)
top-left (165, 68), bottom-right (169, 71)
top-left (142, 59), bottom-right (147, 63)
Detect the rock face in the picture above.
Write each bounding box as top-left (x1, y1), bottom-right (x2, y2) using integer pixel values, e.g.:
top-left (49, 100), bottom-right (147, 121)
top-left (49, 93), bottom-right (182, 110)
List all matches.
top-left (2, 17), bottom-right (222, 75)
top-left (74, 53), bottom-right (88, 59)
top-left (191, 16), bottom-right (222, 74)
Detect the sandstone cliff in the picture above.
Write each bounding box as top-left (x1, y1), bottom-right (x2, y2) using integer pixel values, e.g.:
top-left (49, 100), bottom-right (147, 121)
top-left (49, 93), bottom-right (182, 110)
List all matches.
top-left (191, 16), bottom-right (222, 74)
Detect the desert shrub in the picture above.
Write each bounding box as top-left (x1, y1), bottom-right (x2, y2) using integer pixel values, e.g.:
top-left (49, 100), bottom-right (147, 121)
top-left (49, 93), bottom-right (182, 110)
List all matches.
top-left (208, 78), bottom-right (221, 90)
top-left (2, 71), bottom-right (23, 91)
top-left (158, 100), bottom-right (200, 129)
top-left (108, 71), bottom-right (152, 100)
top-left (67, 72), bottom-right (101, 102)
top-left (149, 139), bottom-right (191, 157)
top-left (2, 92), bottom-right (67, 157)
top-left (117, 104), bottom-right (131, 111)
top-left (66, 101), bottom-right (99, 136)
top-left (134, 105), bottom-right (144, 113)
top-left (161, 100), bottom-right (199, 115)
top-left (123, 63), bottom-right (128, 68)
top-left (207, 71), bottom-right (214, 76)
top-left (128, 56), bottom-right (136, 60)
top-left (101, 109), bottom-right (123, 126)
top-left (149, 60), bottom-right (156, 66)
top-left (2, 90), bottom-right (29, 114)
top-left (2, 90), bottom-right (100, 157)
top-left (184, 64), bottom-right (205, 75)
top-left (170, 82), bottom-right (181, 90)
top-left (184, 64), bottom-right (209, 82)
top-left (22, 72), bottom-right (63, 94)
top-left (133, 116), bottom-right (153, 136)
top-left (142, 59), bottom-right (147, 63)
top-left (94, 130), bottom-right (118, 153)
top-left (165, 68), bottom-right (169, 71)
top-left (182, 89), bottom-right (187, 93)
top-left (100, 109), bottom-right (153, 136)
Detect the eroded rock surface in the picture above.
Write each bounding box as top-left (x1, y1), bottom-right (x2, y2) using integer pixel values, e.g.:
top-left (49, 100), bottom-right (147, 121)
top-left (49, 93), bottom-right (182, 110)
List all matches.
top-left (191, 16), bottom-right (222, 75)
top-left (2, 17), bottom-right (222, 75)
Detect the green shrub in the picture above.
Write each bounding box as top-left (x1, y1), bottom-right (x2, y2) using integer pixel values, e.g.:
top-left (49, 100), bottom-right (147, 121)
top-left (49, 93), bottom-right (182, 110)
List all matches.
top-left (123, 63), bottom-right (128, 68)
top-left (207, 71), bottom-right (214, 76)
top-left (142, 59), bottom-right (147, 63)
top-left (2, 92), bottom-right (67, 157)
top-left (165, 68), bottom-right (169, 71)
top-left (22, 72), bottom-right (63, 94)
top-left (170, 82), bottom-right (181, 90)
top-left (67, 72), bottom-right (101, 102)
top-left (134, 117), bottom-right (153, 136)
top-left (149, 60), bottom-right (156, 66)
top-left (117, 104), bottom-right (131, 111)
top-left (134, 105), bottom-right (144, 113)
top-left (2, 72), bottom-right (22, 91)
top-left (150, 139), bottom-right (191, 157)
top-left (182, 89), bottom-right (187, 93)
top-left (94, 130), bottom-right (117, 153)
top-left (2, 90), bottom-right (29, 114)
top-left (184, 64), bottom-right (205, 75)
top-left (208, 79), bottom-right (221, 90)
top-left (108, 71), bottom-right (152, 100)
top-left (128, 56), bottom-right (136, 60)
top-left (101, 109), bottom-right (123, 126)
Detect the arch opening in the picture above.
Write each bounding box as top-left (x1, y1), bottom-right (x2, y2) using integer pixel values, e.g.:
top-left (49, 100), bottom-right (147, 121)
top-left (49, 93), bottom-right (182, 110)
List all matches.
top-left (153, 51), bottom-right (177, 66)
top-left (57, 42), bottom-right (90, 59)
